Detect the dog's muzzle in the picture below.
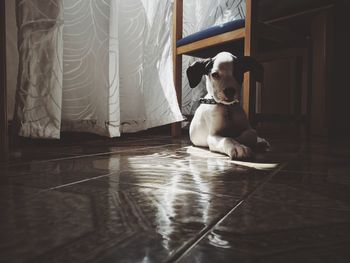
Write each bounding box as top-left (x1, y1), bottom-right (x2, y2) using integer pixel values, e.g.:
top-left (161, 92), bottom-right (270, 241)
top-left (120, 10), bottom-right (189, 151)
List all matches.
top-left (223, 88), bottom-right (236, 101)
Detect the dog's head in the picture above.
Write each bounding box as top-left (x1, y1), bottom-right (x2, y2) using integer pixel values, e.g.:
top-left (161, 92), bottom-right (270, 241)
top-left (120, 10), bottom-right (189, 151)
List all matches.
top-left (186, 52), bottom-right (263, 105)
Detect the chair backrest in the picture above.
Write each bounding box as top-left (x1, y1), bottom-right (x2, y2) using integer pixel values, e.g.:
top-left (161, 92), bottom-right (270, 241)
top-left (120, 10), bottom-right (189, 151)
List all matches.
top-left (173, 0), bottom-right (260, 57)
top-left (172, 0), bottom-right (262, 125)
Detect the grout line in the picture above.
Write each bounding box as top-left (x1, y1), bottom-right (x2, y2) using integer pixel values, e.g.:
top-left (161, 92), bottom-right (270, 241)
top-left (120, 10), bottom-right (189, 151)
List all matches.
top-left (0, 135), bottom-right (179, 168)
top-left (239, 162), bottom-right (288, 202)
top-left (0, 143), bottom-right (180, 169)
top-left (36, 172), bottom-right (117, 193)
top-left (278, 168), bottom-right (343, 177)
top-left (165, 162), bottom-right (288, 263)
top-left (2, 172), bottom-right (121, 210)
top-left (40, 136), bottom-right (174, 154)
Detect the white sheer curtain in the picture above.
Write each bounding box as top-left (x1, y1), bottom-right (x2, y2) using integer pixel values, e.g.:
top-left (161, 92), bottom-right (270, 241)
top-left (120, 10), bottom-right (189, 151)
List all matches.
top-left (15, 0), bottom-right (183, 138)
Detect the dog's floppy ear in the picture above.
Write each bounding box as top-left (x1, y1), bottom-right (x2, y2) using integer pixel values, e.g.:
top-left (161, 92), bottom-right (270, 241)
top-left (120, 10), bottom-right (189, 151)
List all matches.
top-left (233, 56), bottom-right (264, 84)
top-left (186, 58), bottom-right (213, 88)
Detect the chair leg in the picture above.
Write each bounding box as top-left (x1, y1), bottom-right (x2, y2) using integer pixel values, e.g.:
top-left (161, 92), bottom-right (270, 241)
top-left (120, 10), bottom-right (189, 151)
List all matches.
top-left (242, 72), bottom-right (257, 127)
top-left (305, 46), bottom-right (313, 140)
top-left (242, 74), bottom-right (250, 118)
top-left (171, 54), bottom-right (182, 137)
top-left (250, 76), bottom-right (257, 128)
top-left (294, 56), bottom-right (303, 135)
top-left (294, 48), bottom-right (312, 140)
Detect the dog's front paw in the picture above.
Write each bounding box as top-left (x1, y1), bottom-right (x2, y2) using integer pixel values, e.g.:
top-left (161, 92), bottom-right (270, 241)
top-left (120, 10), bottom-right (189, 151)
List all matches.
top-left (228, 144), bottom-right (253, 160)
top-left (256, 137), bottom-right (270, 150)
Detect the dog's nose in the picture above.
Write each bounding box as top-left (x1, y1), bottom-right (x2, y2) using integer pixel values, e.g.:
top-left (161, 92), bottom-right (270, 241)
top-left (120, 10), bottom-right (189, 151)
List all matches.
top-left (223, 88), bottom-right (236, 100)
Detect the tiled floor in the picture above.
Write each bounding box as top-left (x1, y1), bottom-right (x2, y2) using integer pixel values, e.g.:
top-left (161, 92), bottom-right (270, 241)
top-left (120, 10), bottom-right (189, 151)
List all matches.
top-left (1, 133), bottom-right (350, 262)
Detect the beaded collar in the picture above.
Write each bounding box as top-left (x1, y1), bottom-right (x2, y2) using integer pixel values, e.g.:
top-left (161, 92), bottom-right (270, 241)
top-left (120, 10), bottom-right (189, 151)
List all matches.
top-left (199, 98), bottom-right (217, 104)
top-left (199, 97), bottom-right (239, 105)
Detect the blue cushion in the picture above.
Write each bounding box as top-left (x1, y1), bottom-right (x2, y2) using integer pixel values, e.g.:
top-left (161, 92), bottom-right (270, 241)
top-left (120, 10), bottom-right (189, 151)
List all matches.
top-left (176, 19), bottom-right (245, 47)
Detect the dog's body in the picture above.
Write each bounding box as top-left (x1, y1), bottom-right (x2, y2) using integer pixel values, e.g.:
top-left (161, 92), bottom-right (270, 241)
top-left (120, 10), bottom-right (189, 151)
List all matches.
top-left (188, 52), bottom-right (267, 159)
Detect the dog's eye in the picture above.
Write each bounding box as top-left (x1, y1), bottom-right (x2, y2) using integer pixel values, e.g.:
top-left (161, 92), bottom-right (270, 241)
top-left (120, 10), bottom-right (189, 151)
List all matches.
top-left (211, 72), bottom-right (220, 80)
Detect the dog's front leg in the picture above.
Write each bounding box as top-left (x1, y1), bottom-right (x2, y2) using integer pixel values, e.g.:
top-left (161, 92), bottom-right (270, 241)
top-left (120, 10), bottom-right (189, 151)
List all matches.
top-left (236, 129), bottom-right (270, 149)
top-left (235, 129), bottom-right (257, 148)
top-left (207, 135), bottom-right (252, 159)
top-left (206, 107), bottom-right (252, 159)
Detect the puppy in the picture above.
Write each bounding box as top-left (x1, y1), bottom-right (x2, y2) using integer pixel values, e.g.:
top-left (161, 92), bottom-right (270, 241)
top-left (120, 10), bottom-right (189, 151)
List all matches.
top-left (187, 52), bottom-right (268, 159)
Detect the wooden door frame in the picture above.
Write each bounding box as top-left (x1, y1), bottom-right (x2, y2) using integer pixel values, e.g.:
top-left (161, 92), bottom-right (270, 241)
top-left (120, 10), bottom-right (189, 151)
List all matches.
top-left (171, 0), bottom-right (183, 137)
top-left (0, 0), bottom-right (8, 161)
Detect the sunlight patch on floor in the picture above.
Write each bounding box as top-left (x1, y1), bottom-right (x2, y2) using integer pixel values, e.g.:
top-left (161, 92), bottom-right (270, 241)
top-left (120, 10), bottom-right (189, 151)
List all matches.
top-left (185, 146), bottom-right (279, 170)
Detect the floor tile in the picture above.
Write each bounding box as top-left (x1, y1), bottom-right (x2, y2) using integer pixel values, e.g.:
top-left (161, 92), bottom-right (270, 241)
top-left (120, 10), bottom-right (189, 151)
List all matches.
top-left (2, 135), bottom-right (189, 166)
top-left (268, 170), bottom-right (350, 205)
top-left (179, 171), bottom-right (350, 263)
top-left (281, 140), bottom-right (350, 175)
top-left (1, 144), bottom-right (186, 187)
top-left (2, 134), bottom-right (349, 262)
top-left (2, 145), bottom-right (274, 199)
top-left (0, 178), bottom-right (239, 263)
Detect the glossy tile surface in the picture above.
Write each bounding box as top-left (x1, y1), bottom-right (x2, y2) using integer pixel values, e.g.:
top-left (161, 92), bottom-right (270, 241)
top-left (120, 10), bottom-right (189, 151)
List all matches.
top-left (1, 134), bottom-right (350, 262)
top-left (179, 139), bottom-right (350, 263)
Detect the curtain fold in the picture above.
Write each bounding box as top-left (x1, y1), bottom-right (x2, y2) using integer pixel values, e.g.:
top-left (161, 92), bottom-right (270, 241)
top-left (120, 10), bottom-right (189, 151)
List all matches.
top-left (15, 0), bottom-right (183, 138)
top-left (16, 0), bottom-right (64, 138)
top-left (118, 0), bottom-right (183, 133)
top-left (60, 0), bottom-right (120, 137)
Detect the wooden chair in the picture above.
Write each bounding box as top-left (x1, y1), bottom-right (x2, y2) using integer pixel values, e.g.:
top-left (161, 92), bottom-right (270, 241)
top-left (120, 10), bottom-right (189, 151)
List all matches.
top-left (171, 0), bottom-right (312, 137)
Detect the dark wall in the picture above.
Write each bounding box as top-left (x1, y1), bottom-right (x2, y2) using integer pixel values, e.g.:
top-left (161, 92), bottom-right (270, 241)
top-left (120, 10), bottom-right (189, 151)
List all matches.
top-left (332, 0), bottom-right (350, 137)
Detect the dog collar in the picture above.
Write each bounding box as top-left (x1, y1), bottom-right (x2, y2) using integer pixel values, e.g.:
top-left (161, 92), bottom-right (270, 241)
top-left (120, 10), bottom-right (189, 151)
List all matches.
top-left (199, 98), bottom-right (217, 104)
top-left (199, 98), bottom-right (239, 105)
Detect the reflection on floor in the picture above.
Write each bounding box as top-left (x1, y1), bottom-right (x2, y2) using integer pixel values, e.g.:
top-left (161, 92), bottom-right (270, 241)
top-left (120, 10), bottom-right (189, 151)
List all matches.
top-left (1, 133), bottom-right (350, 262)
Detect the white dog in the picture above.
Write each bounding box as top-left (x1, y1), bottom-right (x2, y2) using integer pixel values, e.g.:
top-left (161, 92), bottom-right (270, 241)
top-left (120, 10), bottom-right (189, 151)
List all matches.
top-left (187, 52), bottom-right (268, 160)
